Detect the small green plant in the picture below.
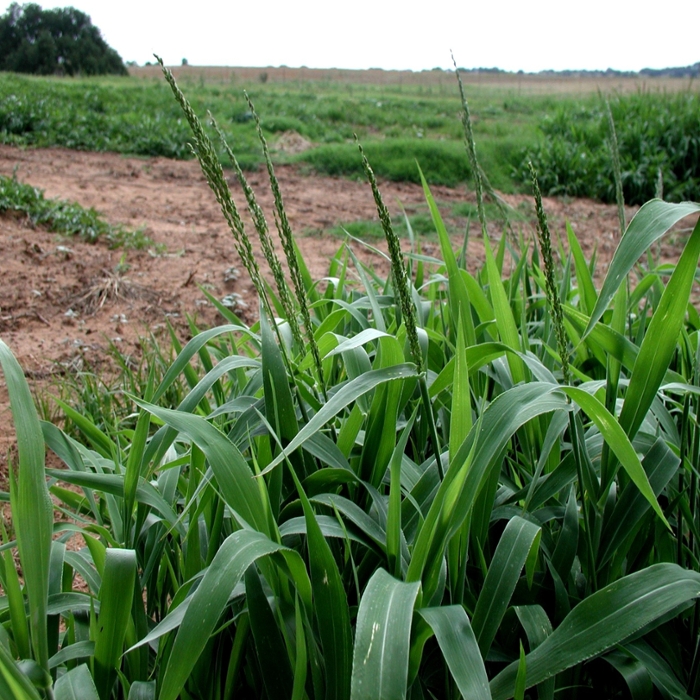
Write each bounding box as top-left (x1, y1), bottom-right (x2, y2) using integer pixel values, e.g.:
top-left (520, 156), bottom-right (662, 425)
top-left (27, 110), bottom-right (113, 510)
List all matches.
top-left (0, 173), bottom-right (154, 248)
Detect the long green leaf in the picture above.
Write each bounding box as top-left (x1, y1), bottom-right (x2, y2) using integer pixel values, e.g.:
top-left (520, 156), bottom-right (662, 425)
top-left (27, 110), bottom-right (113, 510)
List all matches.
top-left (418, 606), bottom-right (490, 700)
top-left (0, 340), bottom-right (53, 673)
top-left (127, 681), bottom-right (157, 700)
top-left (471, 516), bottom-right (541, 656)
top-left (54, 663), bottom-right (100, 700)
top-left (261, 307), bottom-right (299, 442)
top-left (93, 548), bottom-right (136, 700)
top-left (0, 641), bottom-right (42, 700)
top-left (566, 221), bottom-right (597, 316)
top-left (158, 529), bottom-right (311, 700)
top-left (351, 569), bottom-right (421, 700)
top-left (407, 383), bottom-right (569, 599)
top-left (449, 311), bottom-right (472, 458)
top-left (561, 386), bottom-right (668, 526)
top-left (598, 438), bottom-right (679, 568)
top-left (291, 469), bottom-right (352, 700)
top-left (618, 214), bottom-right (700, 441)
top-left (151, 323), bottom-right (252, 402)
top-left (134, 400), bottom-right (271, 535)
top-left (514, 606), bottom-right (554, 700)
top-left (490, 563), bottom-right (700, 700)
top-left (261, 364), bottom-right (417, 475)
top-left (585, 200), bottom-right (700, 337)
top-left (484, 233), bottom-right (525, 385)
top-left (420, 170), bottom-right (475, 346)
top-left (246, 566), bottom-right (294, 699)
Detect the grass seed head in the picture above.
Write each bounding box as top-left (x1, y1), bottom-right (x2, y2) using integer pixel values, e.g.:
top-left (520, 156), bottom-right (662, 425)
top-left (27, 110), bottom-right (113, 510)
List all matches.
top-left (357, 137), bottom-right (424, 373)
top-left (529, 161), bottom-right (571, 386)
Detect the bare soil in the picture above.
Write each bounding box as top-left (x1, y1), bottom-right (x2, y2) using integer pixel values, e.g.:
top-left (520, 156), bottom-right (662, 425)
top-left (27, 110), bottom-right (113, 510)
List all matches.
top-left (0, 143), bottom-right (694, 474)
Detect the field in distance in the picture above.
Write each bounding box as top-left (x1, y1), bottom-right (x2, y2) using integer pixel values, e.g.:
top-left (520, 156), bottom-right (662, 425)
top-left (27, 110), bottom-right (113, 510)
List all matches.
top-left (131, 63), bottom-right (699, 95)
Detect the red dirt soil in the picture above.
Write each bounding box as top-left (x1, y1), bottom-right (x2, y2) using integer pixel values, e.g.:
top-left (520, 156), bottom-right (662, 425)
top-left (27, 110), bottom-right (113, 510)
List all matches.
top-left (0, 144), bottom-right (695, 474)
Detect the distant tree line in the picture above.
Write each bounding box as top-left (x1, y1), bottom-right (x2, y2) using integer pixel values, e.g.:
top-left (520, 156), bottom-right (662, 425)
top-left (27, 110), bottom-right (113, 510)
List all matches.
top-left (0, 3), bottom-right (127, 76)
top-left (454, 63), bottom-right (700, 78)
top-left (639, 63), bottom-right (700, 78)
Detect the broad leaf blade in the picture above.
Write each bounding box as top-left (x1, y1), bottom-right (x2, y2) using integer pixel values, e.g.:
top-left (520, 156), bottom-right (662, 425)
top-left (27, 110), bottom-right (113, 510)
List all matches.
top-left (262, 364), bottom-right (417, 475)
top-left (585, 200), bottom-right (700, 337)
top-left (562, 386), bottom-right (668, 526)
top-left (490, 564), bottom-right (700, 700)
top-left (0, 340), bottom-right (53, 673)
top-left (93, 548), bottom-right (136, 700)
top-left (292, 470), bottom-right (353, 700)
top-left (158, 529), bottom-right (310, 700)
top-left (54, 663), bottom-right (100, 700)
top-left (471, 516), bottom-right (541, 656)
top-left (418, 606), bottom-right (490, 700)
top-left (351, 569), bottom-right (420, 700)
top-left (618, 214), bottom-right (700, 441)
top-left (134, 400), bottom-right (271, 535)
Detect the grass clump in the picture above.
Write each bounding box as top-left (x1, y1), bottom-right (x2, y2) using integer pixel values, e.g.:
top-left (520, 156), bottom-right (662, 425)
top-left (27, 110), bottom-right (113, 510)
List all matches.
top-left (0, 173), bottom-right (153, 248)
top-left (1, 65), bottom-right (700, 700)
top-left (295, 137), bottom-right (471, 186)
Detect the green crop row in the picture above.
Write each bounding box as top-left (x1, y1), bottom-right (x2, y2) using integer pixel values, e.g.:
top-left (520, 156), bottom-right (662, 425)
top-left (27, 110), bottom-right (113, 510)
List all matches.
top-left (519, 91), bottom-right (700, 204)
top-left (0, 172), bottom-right (153, 248)
top-left (3, 71), bottom-right (698, 201)
top-left (1, 64), bottom-right (700, 699)
top-left (0, 70), bottom-right (539, 187)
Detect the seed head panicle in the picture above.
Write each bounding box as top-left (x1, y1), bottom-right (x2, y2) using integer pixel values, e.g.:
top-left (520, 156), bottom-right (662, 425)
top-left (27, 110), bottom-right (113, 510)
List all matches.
top-left (245, 92), bottom-right (326, 390)
top-left (529, 162), bottom-right (571, 386)
top-left (357, 138), bottom-right (424, 373)
top-left (156, 57), bottom-right (269, 314)
top-left (452, 53), bottom-right (488, 242)
top-left (210, 115), bottom-right (301, 346)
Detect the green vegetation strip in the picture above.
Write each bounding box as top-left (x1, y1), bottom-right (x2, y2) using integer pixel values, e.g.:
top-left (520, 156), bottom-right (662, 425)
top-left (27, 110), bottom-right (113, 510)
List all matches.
top-left (0, 173), bottom-right (151, 248)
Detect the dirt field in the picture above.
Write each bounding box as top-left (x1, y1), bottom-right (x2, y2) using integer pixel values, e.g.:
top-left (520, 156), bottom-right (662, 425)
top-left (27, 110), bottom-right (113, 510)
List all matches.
top-left (0, 143), bottom-right (692, 471)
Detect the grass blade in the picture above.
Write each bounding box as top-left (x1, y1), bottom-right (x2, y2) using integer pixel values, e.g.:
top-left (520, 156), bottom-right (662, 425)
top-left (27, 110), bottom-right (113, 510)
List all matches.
top-left (418, 606), bottom-right (491, 700)
top-left (351, 569), bottom-right (420, 700)
top-left (407, 383), bottom-right (569, 599)
top-left (617, 214), bottom-right (700, 441)
top-left (134, 400), bottom-right (272, 535)
top-left (420, 170), bottom-right (475, 346)
top-left (291, 468), bottom-right (352, 700)
top-left (585, 200), bottom-right (700, 338)
top-left (490, 563), bottom-right (700, 700)
top-left (261, 364), bottom-right (417, 475)
top-left (92, 548), bottom-right (136, 700)
top-left (471, 516), bottom-right (541, 656)
top-left (562, 386), bottom-right (668, 525)
top-left (0, 641), bottom-right (42, 700)
top-left (54, 663), bottom-right (100, 700)
top-left (158, 529), bottom-right (311, 700)
top-left (245, 566), bottom-right (294, 698)
top-left (0, 340), bottom-right (53, 673)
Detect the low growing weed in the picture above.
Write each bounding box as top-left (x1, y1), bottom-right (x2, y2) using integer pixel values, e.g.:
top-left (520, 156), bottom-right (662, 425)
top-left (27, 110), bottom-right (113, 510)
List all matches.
top-left (0, 173), bottom-right (153, 249)
top-left (1, 64), bottom-right (700, 700)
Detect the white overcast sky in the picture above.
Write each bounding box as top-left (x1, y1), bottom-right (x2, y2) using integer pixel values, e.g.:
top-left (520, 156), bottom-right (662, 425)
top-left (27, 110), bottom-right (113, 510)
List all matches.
top-left (2, 0), bottom-right (698, 73)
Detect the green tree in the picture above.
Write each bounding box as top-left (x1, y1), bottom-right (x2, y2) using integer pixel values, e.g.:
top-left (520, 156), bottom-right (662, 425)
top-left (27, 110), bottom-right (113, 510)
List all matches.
top-left (0, 3), bottom-right (127, 76)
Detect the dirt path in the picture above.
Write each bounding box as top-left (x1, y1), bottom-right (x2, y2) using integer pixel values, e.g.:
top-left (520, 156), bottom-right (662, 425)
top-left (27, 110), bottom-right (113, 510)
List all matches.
top-left (0, 143), bottom-right (665, 470)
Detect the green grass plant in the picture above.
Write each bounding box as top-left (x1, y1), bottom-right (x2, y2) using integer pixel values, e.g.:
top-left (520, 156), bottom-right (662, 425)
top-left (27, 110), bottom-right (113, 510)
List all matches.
top-left (0, 172), bottom-right (153, 248)
top-left (1, 66), bottom-right (700, 700)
